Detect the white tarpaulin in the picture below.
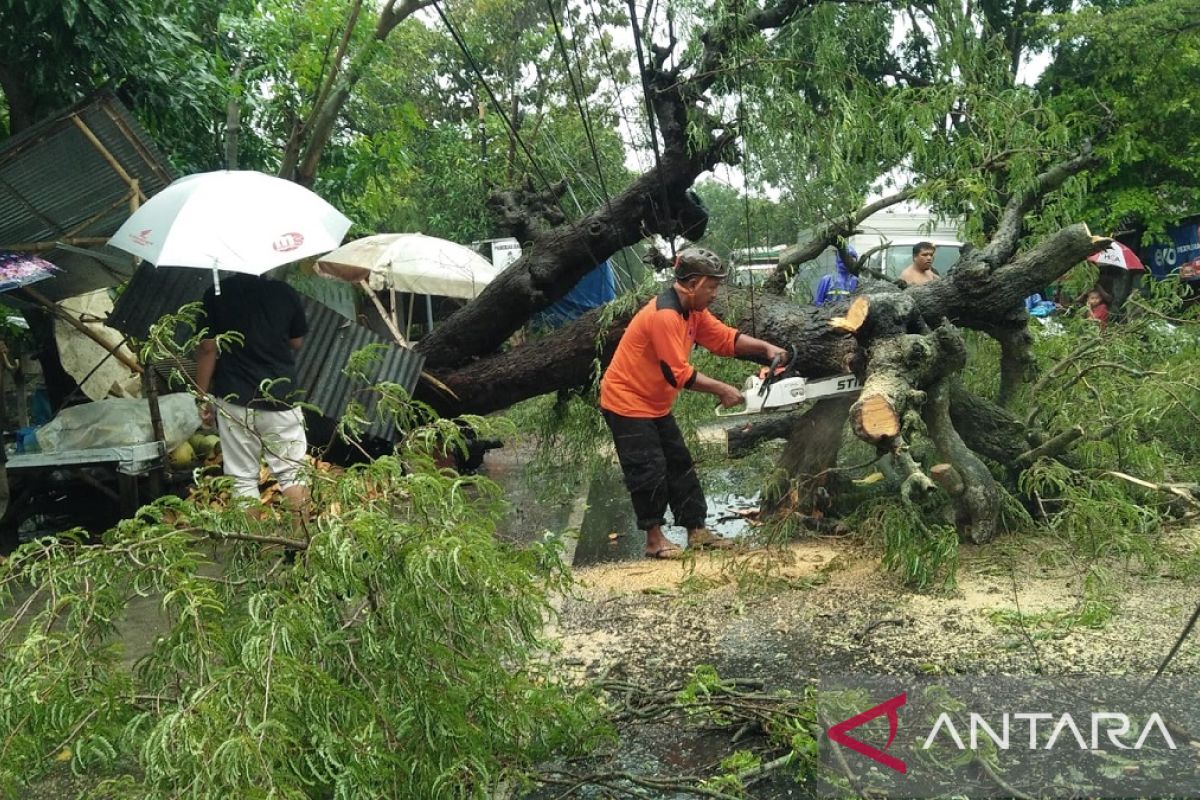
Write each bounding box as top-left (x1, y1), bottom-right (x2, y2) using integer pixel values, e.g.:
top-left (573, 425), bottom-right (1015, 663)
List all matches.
top-left (315, 233), bottom-right (503, 300)
top-left (55, 290), bottom-right (141, 401)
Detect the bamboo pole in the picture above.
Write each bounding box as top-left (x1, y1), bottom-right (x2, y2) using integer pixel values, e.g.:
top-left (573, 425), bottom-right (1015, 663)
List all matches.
top-left (357, 281), bottom-right (409, 347)
top-left (71, 115), bottom-right (147, 203)
top-left (19, 286), bottom-right (143, 374)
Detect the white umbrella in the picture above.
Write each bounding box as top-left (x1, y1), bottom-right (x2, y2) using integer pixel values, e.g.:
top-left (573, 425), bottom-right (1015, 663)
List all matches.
top-left (108, 170), bottom-right (353, 293)
top-left (315, 233), bottom-right (502, 300)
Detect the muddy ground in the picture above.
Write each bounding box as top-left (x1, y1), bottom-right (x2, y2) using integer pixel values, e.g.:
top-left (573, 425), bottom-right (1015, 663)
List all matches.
top-left (537, 528), bottom-right (1200, 797)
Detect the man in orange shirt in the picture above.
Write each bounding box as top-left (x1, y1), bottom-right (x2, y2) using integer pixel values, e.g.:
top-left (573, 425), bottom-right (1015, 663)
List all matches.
top-left (600, 248), bottom-right (788, 559)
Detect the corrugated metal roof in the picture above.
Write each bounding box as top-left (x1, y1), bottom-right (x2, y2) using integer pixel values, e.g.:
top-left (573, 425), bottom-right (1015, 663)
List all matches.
top-left (0, 92), bottom-right (176, 301)
top-left (108, 264), bottom-right (424, 439)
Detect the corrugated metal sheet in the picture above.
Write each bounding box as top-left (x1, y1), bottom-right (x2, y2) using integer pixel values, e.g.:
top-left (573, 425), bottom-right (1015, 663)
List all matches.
top-left (108, 264), bottom-right (424, 440)
top-left (296, 300), bottom-right (425, 439)
top-left (107, 264), bottom-right (212, 341)
top-left (0, 92), bottom-right (176, 301)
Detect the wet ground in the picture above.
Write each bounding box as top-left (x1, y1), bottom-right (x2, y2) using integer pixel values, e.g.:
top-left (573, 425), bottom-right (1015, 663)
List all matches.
top-left (543, 529), bottom-right (1200, 798)
top-left (12, 439), bottom-right (1200, 798)
top-left (567, 462), bottom-right (759, 566)
top-left (483, 422), bottom-right (764, 567)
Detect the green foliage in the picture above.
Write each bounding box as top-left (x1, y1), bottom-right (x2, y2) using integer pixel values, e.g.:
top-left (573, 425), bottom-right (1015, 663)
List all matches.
top-left (0, 436), bottom-right (603, 798)
top-left (989, 600), bottom-right (1114, 640)
top-left (692, 178), bottom-right (801, 258)
top-left (673, 665), bottom-right (819, 791)
top-left (0, 314), bottom-right (605, 796)
top-left (852, 499), bottom-right (961, 591)
top-left (0, 0), bottom-right (226, 148)
top-left (1040, 0), bottom-right (1200, 232)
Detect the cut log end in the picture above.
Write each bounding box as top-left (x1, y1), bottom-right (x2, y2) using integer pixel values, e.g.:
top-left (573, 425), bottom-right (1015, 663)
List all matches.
top-left (930, 463), bottom-right (965, 496)
top-left (857, 394), bottom-right (900, 440)
top-left (830, 296), bottom-right (870, 332)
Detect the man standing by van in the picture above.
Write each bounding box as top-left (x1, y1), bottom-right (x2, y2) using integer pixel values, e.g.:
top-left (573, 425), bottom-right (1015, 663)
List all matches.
top-left (899, 242), bottom-right (939, 285)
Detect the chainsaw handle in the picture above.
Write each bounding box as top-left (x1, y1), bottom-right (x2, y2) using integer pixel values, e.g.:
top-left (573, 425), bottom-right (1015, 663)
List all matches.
top-left (714, 402), bottom-right (752, 417)
top-left (758, 350), bottom-right (787, 397)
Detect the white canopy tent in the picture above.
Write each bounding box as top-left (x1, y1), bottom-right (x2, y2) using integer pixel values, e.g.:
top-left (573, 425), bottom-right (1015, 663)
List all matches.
top-left (316, 233), bottom-right (502, 299)
top-left (316, 233), bottom-right (504, 341)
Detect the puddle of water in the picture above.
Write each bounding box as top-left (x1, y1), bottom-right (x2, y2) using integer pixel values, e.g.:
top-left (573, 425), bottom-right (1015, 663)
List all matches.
top-left (572, 463), bottom-right (760, 567)
top-left (482, 445), bottom-right (577, 549)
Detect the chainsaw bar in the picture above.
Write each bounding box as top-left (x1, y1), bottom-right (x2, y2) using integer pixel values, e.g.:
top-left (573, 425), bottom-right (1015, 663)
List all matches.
top-left (715, 372), bottom-right (862, 417)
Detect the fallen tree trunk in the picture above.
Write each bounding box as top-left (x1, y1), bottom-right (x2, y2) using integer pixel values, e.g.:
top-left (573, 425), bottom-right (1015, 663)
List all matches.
top-left (420, 224), bottom-right (1105, 431)
top-left (410, 221), bottom-right (1108, 542)
top-left (727, 413), bottom-right (799, 458)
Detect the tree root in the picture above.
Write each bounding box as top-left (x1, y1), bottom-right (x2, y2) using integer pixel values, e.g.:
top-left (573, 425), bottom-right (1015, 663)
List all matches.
top-left (924, 379), bottom-right (1001, 543)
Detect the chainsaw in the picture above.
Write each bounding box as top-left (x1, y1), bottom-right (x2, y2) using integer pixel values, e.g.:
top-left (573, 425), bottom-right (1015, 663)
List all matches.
top-left (715, 347), bottom-right (862, 417)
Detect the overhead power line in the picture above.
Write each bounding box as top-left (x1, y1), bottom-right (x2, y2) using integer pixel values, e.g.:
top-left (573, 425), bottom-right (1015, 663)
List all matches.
top-left (545, 0), bottom-right (611, 208)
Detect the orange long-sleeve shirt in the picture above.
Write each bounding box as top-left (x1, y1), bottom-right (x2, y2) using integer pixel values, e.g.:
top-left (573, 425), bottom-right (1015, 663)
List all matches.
top-left (600, 287), bottom-right (740, 418)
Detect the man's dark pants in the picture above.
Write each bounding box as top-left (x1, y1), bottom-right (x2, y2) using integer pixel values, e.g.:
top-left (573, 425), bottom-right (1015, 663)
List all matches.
top-left (602, 410), bottom-right (706, 531)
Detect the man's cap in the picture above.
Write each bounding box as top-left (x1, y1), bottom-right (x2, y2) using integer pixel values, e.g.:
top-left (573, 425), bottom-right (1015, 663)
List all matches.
top-left (674, 247), bottom-right (728, 280)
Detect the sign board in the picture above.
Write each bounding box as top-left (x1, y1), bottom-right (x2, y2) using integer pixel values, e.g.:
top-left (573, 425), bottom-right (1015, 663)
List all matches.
top-left (472, 237), bottom-right (522, 270)
top-left (1143, 218), bottom-right (1200, 282)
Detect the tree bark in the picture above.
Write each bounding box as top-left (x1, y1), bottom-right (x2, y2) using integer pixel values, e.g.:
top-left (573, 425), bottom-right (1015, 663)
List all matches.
top-left (416, 304), bottom-right (631, 417)
top-left (416, 0), bottom-right (837, 370)
top-left (419, 224), bottom-right (1108, 428)
top-left (278, 0), bottom-right (432, 185)
top-left (415, 140), bottom-right (735, 369)
top-left (763, 187), bottom-right (918, 294)
top-left (727, 413), bottom-right (799, 458)
top-left (924, 379), bottom-right (1000, 543)
top-left (761, 396), bottom-right (856, 515)
top-left (949, 382), bottom-right (1041, 467)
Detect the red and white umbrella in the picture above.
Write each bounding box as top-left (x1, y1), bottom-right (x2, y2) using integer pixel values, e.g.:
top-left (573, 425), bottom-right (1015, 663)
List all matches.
top-left (1087, 241), bottom-right (1146, 272)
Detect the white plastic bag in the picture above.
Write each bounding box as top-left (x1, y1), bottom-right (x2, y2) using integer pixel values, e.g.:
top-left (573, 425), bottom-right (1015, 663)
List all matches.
top-left (36, 393), bottom-right (201, 453)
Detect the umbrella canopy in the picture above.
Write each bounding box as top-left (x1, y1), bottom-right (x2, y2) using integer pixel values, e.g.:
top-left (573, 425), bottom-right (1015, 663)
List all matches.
top-left (108, 171), bottom-right (352, 291)
top-left (1087, 241), bottom-right (1146, 272)
top-left (316, 233), bottom-right (502, 300)
top-left (0, 251), bottom-right (58, 294)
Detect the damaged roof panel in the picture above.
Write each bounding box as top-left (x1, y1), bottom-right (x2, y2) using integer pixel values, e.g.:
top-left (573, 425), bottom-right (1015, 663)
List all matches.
top-left (0, 92), bottom-right (176, 301)
top-left (109, 264), bottom-right (424, 440)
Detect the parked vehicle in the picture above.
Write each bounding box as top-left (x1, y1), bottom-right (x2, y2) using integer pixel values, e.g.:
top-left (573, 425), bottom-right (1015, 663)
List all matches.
top-left (859, 237), bottom-right (965, 279)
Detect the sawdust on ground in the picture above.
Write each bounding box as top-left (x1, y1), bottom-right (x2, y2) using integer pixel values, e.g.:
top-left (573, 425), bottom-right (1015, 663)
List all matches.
top-left (553, 533), bottom-right (1200, 686)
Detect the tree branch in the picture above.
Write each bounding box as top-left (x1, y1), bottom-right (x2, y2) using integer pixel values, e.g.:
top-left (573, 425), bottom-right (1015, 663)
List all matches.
top-left (980, 146), bottom-right (1100, 267)
top-left (765, 187), bottom-right (918, 294)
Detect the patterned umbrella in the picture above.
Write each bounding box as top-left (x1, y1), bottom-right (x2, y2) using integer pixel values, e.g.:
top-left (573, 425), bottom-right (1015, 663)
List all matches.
top-left (0, 251), bottom-right (58, 294)
top-left (1087, 241), bottom-right (1146, 272)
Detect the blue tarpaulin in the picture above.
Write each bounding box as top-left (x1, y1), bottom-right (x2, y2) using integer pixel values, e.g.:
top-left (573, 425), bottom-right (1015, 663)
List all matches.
top-left (535, 259), bottom-right (617, 328)
top-left (1144, 218), bottom-right (1200, 283)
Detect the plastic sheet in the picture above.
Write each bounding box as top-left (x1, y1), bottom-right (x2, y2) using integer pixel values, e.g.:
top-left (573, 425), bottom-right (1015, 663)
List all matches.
top-left (36, 393), bottom-right (200, 453)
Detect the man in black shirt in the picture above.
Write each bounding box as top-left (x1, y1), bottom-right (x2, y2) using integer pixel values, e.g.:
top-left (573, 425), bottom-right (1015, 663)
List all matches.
top-left (196, 273), bottom-right (309, 505)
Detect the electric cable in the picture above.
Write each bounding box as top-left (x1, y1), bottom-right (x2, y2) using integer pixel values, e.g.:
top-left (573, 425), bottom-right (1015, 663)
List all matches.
top-left (625, 0), bottom-right (675, 257)
top-left (546, 0), bottom-right (611, 208)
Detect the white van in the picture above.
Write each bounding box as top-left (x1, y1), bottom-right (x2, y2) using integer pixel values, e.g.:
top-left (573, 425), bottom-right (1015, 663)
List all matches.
top-left (848, 205), bottom-right (965, 279)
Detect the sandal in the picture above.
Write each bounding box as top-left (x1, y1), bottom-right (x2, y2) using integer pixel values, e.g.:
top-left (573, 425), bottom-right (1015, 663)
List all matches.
top-left (687, 528), bottom-right (735, 550)
top-left (645, 546), bottom-right (685, 560)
